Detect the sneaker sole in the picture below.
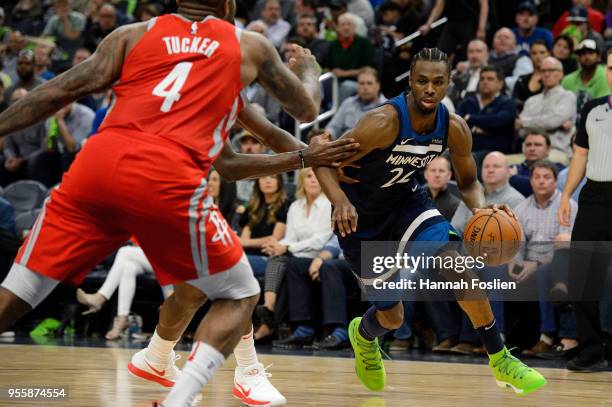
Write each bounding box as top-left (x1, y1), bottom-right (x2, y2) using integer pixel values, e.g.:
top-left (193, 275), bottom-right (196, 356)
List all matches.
top-left (127, 362), bottom-right (175, 388)
top-left (495, 379), bottom-right (546, 395)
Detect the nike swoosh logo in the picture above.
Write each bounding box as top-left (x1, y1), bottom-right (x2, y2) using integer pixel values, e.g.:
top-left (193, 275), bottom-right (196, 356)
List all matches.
top-left (236, 383), bottom-right (251, 398)
top-left (145, 360), bottom-right (166, 376)
top-left (411, 184), bottom-right (418, 192)
top-left (484, 321), bottom-right (496, 331)
top-left (400, 138), bottom-right (413, 145)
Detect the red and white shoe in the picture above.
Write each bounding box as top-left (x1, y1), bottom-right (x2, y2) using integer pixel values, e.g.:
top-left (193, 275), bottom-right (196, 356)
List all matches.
top-left (128, 348), bottom-right (181, 388)
top-left (233, 363), bottom-right (287, 406)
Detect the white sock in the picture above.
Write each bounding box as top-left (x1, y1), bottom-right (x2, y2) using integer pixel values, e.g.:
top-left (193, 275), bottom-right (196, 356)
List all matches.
top-left (540, 333), bottom-right (553, 346)
top-left (233, 325), bottom-right (258, 368)
top-left (163, 342), bottom-right (225, 407)
top-left (146, 329), bottom-right (177, 368)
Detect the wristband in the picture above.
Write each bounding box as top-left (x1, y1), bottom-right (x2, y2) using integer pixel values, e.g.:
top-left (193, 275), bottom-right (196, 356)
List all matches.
top-left (298, 149), bottom-right (306, 169)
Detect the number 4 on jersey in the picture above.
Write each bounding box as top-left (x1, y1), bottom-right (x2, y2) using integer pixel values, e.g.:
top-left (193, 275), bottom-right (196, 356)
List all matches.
top-left (152, 62), bottom-right (193, 112)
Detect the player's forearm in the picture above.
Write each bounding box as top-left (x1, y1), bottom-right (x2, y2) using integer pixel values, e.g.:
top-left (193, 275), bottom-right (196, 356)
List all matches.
top-left (426, 0), bottom-right (445, 25)
top-left (218, 151), bottom-right (303, 181)
top-left (562, 149), bottom-right (587, 199)
top-left (237, 108), bottom-right (307, 153)
top-left (458, 179), bottom-right (486, 210)
top-left (314, 166), bottom-right (346, 204)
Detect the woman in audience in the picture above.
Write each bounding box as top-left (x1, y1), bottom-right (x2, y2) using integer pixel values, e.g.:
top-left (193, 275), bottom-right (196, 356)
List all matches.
top-left (239, 174), bottom-right (290, 279)
top-left (76, 241), bottom-right (174, 340)
top-left (553, 34), bottom-right (577, 75)
top-left (207, 167), bottom-right (238, 224)
top-left (254, 168), bottom-right (333, 341)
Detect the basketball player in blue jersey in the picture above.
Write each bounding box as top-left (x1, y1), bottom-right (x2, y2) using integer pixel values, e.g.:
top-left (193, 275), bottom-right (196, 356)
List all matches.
top-left (314, 49), bottom-right (547, 395)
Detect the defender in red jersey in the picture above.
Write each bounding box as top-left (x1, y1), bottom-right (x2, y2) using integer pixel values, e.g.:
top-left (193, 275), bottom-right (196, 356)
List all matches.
top-left (0, 0), bottom-right (358, 405)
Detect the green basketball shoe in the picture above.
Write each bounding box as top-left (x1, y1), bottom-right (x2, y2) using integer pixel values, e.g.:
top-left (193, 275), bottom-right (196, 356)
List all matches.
top-left (348, 317), bottom-right (386, 391)
top-left (490, 347), bottom-right (547, 395)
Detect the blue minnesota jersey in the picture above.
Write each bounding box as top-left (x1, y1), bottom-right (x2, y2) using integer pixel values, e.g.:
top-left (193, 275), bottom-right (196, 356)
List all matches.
top-left (340, 92), bottom-right (449, 237)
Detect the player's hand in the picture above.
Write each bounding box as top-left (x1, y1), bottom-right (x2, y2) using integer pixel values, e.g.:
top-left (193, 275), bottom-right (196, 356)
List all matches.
top-left (337, 163), bottom-right (360, 184)
top-left (558, 195), bottom-right (572, 227)
top-left (331, 195), bottom-right (358, 237)
top-left (473, 204), bottom-right (517, 221)
top-left (303, 134), bottom-right (359, 168)
top-left (286, 45), bottom-right (320, 77)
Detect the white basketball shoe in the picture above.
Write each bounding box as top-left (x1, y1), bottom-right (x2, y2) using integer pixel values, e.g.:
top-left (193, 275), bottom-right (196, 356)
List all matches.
top-left (128, 348), bottom-right (181, 388)
top-left (233, 363), bottom-right (287, 406)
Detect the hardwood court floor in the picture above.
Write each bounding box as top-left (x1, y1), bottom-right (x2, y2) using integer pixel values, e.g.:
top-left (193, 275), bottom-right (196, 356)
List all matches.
top-left (0, 344), bottom-right (611, 407)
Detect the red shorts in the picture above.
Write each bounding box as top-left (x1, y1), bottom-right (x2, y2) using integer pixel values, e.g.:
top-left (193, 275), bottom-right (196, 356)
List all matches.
top-left (15, 130), bottom-right (244, 287)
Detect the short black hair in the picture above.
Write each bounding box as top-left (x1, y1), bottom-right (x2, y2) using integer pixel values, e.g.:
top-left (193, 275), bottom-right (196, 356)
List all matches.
top-left (480, 65), bottom-right (504, 81)
top-left (530, 159), bottom-right (558, 180)
top-left (410, 48), bottom-right (449, 75)
top-left (530, 38), bottom-right (550, 51)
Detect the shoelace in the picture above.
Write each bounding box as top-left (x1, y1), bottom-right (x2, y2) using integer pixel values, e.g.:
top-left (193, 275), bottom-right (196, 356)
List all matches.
top-left (354, 335), bottom-right (386, 371)
top-left (492, 348), bottom-right (531, 380)
top-left (245, 363), bottom-right (274, 384)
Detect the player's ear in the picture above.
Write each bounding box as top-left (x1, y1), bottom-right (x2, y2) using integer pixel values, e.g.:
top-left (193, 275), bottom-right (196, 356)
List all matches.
top-left (222, 0), bottom-right (236, 22)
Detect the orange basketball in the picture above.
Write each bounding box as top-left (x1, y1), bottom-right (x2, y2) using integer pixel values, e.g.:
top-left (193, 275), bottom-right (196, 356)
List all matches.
top-left (463, 209), bottom-right (522, 266)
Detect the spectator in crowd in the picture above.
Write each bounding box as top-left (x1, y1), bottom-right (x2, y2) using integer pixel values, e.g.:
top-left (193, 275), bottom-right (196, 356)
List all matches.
top-left (0, 44), bottom-right (12, 90)
top-left (254, 168), bottom-right (332, 341)
top-left (239, 174), bottom-right (290, 279)
top-left (553, 34), bottom-right (578, 75)
top-left (450, 151), bottom-right (523, 355)
top-left (233, 130), bottom-right (267, 208)
top-left (552, 0), bottom-right (605, 38)
top-left (511, 160), bottom-right (577, 358)
top-left (40, 101), bottom-right (95, 185)
top-left (207, 168), bottom-right (238, 224)
top-left (4, 50), bottom-right (45, 106)
top-left (255, 0), bottom-right (291, 48)
top-left (424, 156), bottom-right (460, 220)
top-left (456, 66), bottom-right (517, 163)
top-left (488, 27), bottom-right (519, 79)
top-left (561, 6), bottom-right (605, 56)
top-left (512, 2), bottom-right (553, 57)
top-left (294, 13), bottom-right (329, 64)
top-left (510, 132), bottom-right (566, 197)
top-left (418, 0), bottom-right (488, 59)
top-left (84, 3), bottom-right (121, 52)
top-left (245, 20), bottom-right (268, 37)
top-left (2, 31), bottom-right (25, 83)
top-left (275, 235), bottom-right (357, 349)
top-left (449, 39), bottom-right (488, 106)
top-left (33, 43), bottom-right (55, 81)
top-left (76, 242), bottom-right (174, 340)
top-left (346, 0), bottom-right (375, 29)
top-left (42, 0), bottom-right (86, 68)
top-left (562, 39), bottom-right (610, 115)
top-left (323, 12), bottom-right (375, 102)
top-left (250, 0), bottom-right (295, 26)
top-left (376, 1), bottom-right (404, 42)
top-left (321, 0), bottom-right (367, 41)
top-left (512, 40), bottom-right (550, 112)
top-left (452, 151), bottom-right (524, 234)
top-left (326, 67), bottom-right (385, 139)
top-left (70, 47), bottom-right (100, 112)
top-left (517, 57), bottom-right (577, 164)
top-left (0, 8), bottom-right (9, 43)
top-left (9, 1), bottom-right (44, 37)
top-left (0, 88), bottom-right (46, 186)
top-left (134, 4), bottom-right (160, 23)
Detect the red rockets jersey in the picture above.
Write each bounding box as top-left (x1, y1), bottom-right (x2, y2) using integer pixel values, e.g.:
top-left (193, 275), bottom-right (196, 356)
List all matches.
top-left (99, 14), bottom-right (244, 168)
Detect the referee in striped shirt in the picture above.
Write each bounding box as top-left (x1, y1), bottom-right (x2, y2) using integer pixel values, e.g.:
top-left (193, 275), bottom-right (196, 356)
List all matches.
top-left (558, 50), bottom-right (612, 372)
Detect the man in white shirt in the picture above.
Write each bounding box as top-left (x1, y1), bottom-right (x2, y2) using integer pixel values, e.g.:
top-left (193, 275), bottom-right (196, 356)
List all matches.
top-left (256, 0), bottom-right (291, 48)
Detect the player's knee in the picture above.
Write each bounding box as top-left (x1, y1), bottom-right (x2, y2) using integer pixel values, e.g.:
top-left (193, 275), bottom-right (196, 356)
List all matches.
top-left (173, 284), bottom-right (207, 310)
top-left (378, 304), bottom-right (404, 329)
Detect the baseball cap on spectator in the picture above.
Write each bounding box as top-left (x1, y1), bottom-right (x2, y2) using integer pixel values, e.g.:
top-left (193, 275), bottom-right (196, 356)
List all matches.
top-left (575, 39), bottom-right (598, 54)
top-left (234, 130), bottom-right (261, 145)
top-left (517, 2), bottom-right (536, 15)
top-left (567, 6), bottom-right (588, 23)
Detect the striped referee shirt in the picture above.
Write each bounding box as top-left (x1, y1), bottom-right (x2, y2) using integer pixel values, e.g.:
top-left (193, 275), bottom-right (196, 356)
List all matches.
top-left (576, 96), bottom-right (612, 181)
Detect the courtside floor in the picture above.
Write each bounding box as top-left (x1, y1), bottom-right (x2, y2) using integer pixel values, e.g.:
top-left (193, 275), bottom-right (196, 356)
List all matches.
top-left (0, 341), bottom-right (610, 407)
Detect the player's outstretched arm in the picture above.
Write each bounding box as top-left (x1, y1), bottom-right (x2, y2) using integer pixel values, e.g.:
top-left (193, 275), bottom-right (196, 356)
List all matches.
top-left (242, 31), bottom-right (320, 123)
top-left (447, 115), bottom-right (486, 210)
top-left (0, 25), bottom-right (137, 137)
top-left (314, 106), bottom-right (396, 236)
top-left (214, 135), bottom-right (359, 181)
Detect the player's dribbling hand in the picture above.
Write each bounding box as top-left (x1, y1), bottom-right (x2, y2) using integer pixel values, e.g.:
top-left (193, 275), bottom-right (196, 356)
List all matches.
top-left (303, 133), bottom-right (360, 168)
top-left (473, 204), bottom-right (517, 221)
top-left (331, 196), bottom-right (358, 237)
